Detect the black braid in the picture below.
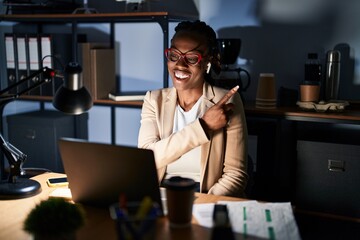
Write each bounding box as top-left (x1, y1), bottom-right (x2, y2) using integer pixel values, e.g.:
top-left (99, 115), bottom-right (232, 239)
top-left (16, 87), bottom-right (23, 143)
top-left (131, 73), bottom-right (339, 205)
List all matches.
top-left (173, 20), bottom-right (221, 77)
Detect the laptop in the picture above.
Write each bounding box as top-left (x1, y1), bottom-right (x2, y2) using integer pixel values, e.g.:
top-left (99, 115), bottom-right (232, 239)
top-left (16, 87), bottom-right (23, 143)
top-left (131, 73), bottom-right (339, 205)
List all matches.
top-left (58, 138), bottom-right (163, 214)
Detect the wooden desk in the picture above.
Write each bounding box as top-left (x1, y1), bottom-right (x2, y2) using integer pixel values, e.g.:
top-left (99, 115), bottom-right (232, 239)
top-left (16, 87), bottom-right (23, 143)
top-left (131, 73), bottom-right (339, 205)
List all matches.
top-left (0, 173), bottom-right (245, 240)
top-left (244, 104), bottom-right (360, 124)
top-left (244, 103), bottom-right (360, 203)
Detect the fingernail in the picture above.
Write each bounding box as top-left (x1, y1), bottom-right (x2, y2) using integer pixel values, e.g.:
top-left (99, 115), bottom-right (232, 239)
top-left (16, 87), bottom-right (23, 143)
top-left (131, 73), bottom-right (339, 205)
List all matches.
top-left (234, 85), bottom-right (239, 90)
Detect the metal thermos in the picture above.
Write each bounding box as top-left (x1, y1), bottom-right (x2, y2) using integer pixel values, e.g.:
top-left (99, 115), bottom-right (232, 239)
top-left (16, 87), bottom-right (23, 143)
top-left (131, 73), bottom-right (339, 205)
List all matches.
top-left (325, 50), bottom-right (341, 101)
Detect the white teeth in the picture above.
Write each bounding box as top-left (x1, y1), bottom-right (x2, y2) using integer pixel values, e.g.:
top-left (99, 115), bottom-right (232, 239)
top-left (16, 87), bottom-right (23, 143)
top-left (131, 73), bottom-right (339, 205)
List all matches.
top-left (175, 71), bottom-right (190, 79)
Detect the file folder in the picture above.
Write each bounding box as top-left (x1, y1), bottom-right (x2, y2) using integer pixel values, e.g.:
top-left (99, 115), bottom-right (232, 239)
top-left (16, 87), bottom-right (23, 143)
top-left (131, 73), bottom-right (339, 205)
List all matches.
top-left (39, 35), bottom-right (54, 96)
top-left (26, 34), bottom-right (41, 95)
top-left (4, 34), bottom-right (17, 94)
top-left (15, 35), bottom-right (28, 93)
top-left (39, 34), bottom-right (85, 96)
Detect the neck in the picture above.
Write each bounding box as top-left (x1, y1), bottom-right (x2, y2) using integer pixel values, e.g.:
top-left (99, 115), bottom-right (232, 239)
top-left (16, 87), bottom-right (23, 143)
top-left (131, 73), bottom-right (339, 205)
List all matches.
top-left (177, 89), bottom-right (202, 112)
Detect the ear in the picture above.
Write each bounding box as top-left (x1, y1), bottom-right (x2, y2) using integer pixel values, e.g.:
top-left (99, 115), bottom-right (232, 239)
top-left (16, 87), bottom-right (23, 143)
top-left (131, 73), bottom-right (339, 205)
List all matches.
top-left (206, 62), bottom-right (212, 74)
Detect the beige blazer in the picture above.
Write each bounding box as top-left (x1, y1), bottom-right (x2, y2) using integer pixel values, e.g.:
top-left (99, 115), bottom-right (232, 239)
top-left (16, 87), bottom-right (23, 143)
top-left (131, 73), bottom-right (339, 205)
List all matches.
top-left (138, 82), bottom-right (248, 197)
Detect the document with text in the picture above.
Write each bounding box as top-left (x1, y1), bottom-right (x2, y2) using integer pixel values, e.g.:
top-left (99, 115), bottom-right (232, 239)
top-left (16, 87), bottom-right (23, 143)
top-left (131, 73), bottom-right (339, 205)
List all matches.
top-left (193, 201), bottom-right (301, 240)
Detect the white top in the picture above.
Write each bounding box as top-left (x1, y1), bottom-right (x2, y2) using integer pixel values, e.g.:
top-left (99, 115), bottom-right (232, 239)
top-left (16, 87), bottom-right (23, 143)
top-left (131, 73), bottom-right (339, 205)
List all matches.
top-left (166, 97), bottom-right (203, 182)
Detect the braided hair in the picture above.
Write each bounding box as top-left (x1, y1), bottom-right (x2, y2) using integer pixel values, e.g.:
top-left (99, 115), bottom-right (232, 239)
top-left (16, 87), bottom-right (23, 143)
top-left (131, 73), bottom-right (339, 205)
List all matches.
top-left (173, 20), bottom-right (221, 78)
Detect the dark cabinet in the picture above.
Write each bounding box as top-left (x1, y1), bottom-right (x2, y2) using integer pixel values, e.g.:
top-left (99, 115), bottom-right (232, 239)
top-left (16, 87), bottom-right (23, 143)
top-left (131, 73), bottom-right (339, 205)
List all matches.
top-left (295, 140), bottom-right (360, 218)
top-left (245, 105), bottom-right (360, 219)
top-left (6, 110), bottom-right (88, 173)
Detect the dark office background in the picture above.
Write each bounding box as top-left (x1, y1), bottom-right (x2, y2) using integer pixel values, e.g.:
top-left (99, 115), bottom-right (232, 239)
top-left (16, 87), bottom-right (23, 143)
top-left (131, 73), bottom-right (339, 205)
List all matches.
top-left (0, 0), bottom-right (359, 146)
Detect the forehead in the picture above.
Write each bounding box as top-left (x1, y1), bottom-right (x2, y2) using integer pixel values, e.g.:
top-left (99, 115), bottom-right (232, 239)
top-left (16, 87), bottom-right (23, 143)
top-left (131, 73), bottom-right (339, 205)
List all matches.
top-left (171, 31), bottom-right (208, 51)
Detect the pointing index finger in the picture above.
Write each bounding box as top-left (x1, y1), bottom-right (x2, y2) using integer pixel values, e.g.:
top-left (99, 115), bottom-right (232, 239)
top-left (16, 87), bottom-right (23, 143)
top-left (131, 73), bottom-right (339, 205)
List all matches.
top-left (217, 85), bottom-right (239, 106)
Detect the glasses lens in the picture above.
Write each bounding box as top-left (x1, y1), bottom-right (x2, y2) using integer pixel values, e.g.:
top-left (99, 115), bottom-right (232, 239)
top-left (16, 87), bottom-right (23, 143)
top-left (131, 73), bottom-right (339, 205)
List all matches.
top-left (184, 53), bottom-right (200, 65)
top-left (165, 49), bottom-right (202, 65)
top-left (166, 49), bottom-right (180, 62)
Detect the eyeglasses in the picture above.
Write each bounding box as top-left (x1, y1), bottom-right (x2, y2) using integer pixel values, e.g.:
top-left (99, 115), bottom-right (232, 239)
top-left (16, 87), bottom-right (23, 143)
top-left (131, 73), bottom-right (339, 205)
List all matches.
top-left (164, 48), bottom-right (203, 66)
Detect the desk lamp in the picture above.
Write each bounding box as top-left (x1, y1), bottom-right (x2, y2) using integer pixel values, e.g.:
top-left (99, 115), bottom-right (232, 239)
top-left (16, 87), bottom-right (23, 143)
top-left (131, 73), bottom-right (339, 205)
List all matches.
top-left (0, 64), bottom-right (92, 199)
top-left (53, 20), bottom-right (93, 115)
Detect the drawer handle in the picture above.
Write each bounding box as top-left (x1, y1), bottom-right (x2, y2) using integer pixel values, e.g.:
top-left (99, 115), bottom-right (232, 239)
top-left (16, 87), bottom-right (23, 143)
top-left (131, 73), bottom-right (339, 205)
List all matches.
top-left (328, 159), bottom-right (345, 172)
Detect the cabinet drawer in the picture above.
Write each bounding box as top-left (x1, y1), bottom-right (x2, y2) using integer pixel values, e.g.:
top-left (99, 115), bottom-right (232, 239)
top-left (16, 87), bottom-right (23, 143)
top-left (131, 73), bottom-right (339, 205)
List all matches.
top-left (6, 110), bottom-right (88, 173)
top-left (295, 140), bottom-right (360, 218)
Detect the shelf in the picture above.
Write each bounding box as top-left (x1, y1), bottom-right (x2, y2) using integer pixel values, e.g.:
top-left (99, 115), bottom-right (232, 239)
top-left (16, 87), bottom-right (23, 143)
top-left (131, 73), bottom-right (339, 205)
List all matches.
top-left (18, 96), bottom-right (360, 122)
top-left (0, 12), bottom-right (198, 23)
top-left (1, 11), bottom-right (199, 92)
top-left (0, 9), bottom-right (198, 181)
top-left (244, 103), bottom-right (360, 124)
top-left (19, 95), bottom-right (143, 108)
top-left (94, 99), bottom-right (142, 107)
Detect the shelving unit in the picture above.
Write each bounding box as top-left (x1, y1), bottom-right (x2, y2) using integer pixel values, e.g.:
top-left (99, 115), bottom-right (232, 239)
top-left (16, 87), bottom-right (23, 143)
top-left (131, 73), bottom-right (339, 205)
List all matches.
top-left (0, 12), bottom-right (198, 90)
top-left (0, 12), bottom-right (198, 179)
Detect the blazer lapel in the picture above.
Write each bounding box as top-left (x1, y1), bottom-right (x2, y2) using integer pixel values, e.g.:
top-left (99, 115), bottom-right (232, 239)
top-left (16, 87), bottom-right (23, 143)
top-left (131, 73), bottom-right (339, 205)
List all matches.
top-left (162, 88), bottom-right (177, 138)
top-left (200, 82), bottom-right (216, 183)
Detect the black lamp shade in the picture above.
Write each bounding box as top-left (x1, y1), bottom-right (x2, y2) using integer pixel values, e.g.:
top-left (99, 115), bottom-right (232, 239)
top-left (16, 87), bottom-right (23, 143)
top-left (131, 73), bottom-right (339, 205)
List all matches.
top-left (52, 62), bottom-right (93, 115)
top-left (53, 86), bottom-right (93, 115)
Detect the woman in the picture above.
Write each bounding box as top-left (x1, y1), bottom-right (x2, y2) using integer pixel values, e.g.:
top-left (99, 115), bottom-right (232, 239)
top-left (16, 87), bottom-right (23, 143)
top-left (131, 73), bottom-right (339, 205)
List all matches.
top-left (138, 20), bottom-right (248, 197)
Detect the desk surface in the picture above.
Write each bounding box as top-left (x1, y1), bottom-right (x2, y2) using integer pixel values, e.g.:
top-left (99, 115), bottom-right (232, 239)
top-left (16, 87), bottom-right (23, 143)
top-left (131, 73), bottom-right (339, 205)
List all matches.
top-left (244, 104), bottom-right (360, 124)
top-left (0, 173), bottom-right (245, 240)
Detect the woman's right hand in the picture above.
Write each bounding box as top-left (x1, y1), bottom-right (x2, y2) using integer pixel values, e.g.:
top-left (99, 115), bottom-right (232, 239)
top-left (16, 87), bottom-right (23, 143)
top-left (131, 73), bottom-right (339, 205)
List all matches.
top-left (200, 86), bottom-right (239, 131)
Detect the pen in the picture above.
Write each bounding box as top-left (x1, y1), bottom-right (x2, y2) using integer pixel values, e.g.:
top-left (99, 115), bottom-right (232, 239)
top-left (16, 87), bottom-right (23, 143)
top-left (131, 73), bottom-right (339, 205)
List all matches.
top-left (135, 196), bottom-right (153, 221)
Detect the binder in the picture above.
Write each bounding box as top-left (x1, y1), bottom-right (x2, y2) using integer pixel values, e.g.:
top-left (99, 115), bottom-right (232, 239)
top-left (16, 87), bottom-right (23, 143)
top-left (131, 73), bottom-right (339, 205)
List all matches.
top-left (39, 35), bottom-right (54, 96)
top-left (79, 42), bottom-right (110, 100)
top-left (51, 34), bottom-right (80, 96)
top-left (4, 34), bottom-right (17, 94)
top-left (15, 34), bottom-right (28, 93)
top-left (89, 48), bottom-right (116, 100)
top-left (27, 34), bottom-right (41, 95)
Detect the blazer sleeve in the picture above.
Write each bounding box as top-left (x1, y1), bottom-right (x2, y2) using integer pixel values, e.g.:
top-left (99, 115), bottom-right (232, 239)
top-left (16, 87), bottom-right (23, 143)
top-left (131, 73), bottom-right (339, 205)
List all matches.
top-left (138, 90), bottom-right (209, 169)
top-left (206, 90), bottom-right (248, 197)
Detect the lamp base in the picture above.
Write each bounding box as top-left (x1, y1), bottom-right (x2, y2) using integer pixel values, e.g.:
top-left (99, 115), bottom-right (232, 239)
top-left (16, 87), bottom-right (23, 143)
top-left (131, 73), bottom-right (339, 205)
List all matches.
top-left (0, 178), bottom-right (41, 199)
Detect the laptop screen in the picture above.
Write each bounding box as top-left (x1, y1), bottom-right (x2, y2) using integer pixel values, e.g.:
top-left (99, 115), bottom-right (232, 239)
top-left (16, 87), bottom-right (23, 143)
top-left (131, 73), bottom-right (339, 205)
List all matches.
top-left (58, 138), bottom-right (162, 214)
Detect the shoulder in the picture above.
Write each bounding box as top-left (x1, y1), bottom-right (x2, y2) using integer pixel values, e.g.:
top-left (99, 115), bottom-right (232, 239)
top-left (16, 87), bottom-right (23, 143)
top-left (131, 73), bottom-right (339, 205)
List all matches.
top-left (143, 88), bottom-right (175, 105)
top-left (145, 87), bottom-right (173, 97)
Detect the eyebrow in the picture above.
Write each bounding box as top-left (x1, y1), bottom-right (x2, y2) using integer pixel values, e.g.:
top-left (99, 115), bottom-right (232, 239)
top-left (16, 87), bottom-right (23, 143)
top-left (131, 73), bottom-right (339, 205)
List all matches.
top-left (170, 44), bottom-right (205, 55)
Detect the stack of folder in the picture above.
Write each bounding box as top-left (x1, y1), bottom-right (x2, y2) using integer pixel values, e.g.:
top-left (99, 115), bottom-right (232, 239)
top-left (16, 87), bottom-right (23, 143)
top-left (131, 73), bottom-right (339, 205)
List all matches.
top-left (4, 33), bottom-right (85, 96)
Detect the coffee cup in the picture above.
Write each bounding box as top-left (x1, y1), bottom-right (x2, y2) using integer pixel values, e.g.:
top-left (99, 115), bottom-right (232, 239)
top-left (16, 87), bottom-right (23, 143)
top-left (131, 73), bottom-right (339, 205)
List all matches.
top-left (256, 73), bottom-right (276, 108)
top-left (163, 176), bottom-right (196, 228)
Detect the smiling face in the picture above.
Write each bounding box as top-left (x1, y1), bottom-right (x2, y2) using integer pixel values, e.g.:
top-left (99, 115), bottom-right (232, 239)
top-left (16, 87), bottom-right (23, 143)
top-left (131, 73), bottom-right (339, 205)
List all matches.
top-left (167, 31), bottom-right (209, 92)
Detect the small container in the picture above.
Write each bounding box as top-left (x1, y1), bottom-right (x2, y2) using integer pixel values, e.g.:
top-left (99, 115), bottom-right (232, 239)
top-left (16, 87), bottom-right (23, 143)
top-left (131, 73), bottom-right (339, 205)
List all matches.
top-left (300, 83), bottom-right (320, 102)
top-left (109, 201), bottom-right (161, 240)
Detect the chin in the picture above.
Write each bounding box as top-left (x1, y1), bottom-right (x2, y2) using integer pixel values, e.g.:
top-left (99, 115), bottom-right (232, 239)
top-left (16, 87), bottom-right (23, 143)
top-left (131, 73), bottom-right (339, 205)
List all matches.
top-left (173, 78), bottom-right (188, 87)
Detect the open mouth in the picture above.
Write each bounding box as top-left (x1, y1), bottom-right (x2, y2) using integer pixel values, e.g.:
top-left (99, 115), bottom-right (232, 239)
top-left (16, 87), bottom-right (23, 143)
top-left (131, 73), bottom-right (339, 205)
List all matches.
top-left (174, 70), bottom-right (191, 80)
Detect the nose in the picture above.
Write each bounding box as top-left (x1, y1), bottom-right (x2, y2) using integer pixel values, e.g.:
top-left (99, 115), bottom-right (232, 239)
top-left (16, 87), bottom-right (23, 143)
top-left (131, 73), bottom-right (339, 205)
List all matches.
top-left (175, 56), bottom-right (188, 67)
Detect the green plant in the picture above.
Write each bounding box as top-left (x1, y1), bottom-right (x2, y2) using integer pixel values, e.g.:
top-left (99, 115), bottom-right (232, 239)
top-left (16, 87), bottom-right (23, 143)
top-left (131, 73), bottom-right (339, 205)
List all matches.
top-left (24, 198), bottom-right (85, 238)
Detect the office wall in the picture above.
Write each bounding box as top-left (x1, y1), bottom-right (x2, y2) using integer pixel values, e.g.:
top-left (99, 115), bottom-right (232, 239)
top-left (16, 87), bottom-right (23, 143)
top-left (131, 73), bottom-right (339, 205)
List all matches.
top-left (1, 0), bottom-right (360, 147)
top-left (199, 0), bottom-right (360, 102)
